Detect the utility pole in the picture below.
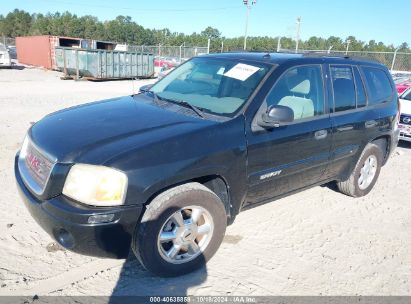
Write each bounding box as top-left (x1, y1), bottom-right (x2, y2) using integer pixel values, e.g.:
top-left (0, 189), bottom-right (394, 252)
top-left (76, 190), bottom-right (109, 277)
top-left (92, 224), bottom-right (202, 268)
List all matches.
top-left (221, 39), bottom-right (224, 53)
top-left (345, 39), bottom-right (351, 55)
top-left (391, 47), bottom-right (400, 71)
top-left (295, 17), bottom-right (301, 53)
top-left (243, 0), bottom-right (257, 51)
top-left (179, 44), bottom-right (183, 62)
top-left (276, 36), bottom-right (281, 52)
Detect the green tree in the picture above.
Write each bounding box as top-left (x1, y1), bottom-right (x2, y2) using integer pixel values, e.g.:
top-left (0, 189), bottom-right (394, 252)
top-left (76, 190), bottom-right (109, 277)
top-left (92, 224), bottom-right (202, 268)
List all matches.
top-left (2, 9), bottom-right (32, 37)
top-left (1, 8), bottom-right (409, 55)
top-left (201, 26), bottom-right (221, 40)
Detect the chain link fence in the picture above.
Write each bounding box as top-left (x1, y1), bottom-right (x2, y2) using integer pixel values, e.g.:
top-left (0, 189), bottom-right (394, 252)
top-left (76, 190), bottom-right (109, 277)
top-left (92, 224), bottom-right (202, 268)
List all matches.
top-left (1, 37), bottom-right (17, 59)
top-left (1, 37), bottom-right (16, 47)
top-left (128, 45), bottom-right (209, 60)
top-left (281, 49), bottom-right (411, 72)
top-left (330, 50), bottom-right (411, 72)
top-left (4, 35), bottom-right (410, 72)
top-left (2, 36), bottom-right (208, 61)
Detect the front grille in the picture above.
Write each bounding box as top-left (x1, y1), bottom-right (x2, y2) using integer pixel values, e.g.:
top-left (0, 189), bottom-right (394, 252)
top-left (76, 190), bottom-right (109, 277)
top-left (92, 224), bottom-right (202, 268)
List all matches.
top-left (400, 115), bottom-right (411, 125)
top-left (18, 137), bottom-right (56, 196)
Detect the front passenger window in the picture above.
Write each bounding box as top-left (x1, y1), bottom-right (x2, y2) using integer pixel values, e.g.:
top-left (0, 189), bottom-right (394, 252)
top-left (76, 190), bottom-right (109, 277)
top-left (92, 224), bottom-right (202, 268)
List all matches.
top-left (265, 65), bottom-right (325, 120)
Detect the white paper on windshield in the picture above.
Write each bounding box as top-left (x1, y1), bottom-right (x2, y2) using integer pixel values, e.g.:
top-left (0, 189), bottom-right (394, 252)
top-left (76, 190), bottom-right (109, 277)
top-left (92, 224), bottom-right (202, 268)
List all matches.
top-left (223, 63), bottom-right (260, 81)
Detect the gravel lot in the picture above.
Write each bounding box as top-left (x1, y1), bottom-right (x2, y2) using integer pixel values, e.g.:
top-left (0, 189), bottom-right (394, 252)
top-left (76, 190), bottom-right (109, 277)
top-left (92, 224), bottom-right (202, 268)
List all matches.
top-left (1, 66), bottom-right (411, 297)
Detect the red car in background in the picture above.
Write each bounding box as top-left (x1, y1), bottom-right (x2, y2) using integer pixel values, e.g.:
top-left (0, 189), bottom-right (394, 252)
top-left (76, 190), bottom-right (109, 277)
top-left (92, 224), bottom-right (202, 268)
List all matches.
top-left (394, 77), bottom-right (411, 94)
top-left (154, 57), bottom-right (180, 69)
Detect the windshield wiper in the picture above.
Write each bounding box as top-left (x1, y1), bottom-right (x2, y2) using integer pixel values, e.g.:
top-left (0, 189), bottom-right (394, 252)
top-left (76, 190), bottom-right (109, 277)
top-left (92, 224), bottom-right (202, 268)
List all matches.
top-left (151, 94), bottom-right (205, 118)
top-left (172, 100), bottom-right (205, 118)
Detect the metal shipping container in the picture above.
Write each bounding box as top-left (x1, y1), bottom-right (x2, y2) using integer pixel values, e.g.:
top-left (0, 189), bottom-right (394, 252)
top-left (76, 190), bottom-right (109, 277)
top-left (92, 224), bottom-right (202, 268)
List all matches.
top-left (16, 35), bottom-right (83, 70)
top-left (55, 47), bottom-right (154, 80)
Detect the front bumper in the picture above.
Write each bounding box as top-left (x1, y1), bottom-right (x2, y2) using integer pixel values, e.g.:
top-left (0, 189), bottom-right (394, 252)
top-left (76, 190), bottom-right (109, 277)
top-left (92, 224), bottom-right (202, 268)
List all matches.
top-left (399, 133), bottom-right (411, 142)
top-left (15, 156), bottom-right (143, 258)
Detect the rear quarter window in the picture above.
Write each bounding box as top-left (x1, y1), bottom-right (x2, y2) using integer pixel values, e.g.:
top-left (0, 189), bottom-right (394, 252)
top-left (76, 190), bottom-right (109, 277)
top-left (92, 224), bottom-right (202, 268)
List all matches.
top-left (353, 67), bottom-right (367, 108)
top-left (361, 67), bottom-right (393, 105)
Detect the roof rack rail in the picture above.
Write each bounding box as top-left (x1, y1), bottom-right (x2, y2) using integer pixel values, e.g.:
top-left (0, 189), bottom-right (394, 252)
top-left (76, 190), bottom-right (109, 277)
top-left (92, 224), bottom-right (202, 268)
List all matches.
top-left (301, 51), bottom-right (380, 63)
top-left (302, 52), bottom-right (350, 58)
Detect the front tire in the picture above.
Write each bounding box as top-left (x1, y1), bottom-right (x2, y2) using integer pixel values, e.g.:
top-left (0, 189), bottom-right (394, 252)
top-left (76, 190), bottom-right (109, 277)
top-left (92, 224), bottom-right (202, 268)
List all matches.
top-left (337, 143), bottom-right (383, 197)
top-left (132, 182), bottom-right (227, 277)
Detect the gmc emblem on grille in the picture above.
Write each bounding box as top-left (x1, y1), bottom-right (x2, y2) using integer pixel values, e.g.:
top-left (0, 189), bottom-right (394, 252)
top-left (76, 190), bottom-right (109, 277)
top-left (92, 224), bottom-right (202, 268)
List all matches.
top-left (27, 152), bottom-right (41, 173)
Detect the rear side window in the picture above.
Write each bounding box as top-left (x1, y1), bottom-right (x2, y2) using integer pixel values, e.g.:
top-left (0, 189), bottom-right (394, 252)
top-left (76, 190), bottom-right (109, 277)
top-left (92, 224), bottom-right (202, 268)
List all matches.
top-left (361, 67), bottom-right (393, 105)
top-left (331, 66), bottom-right (356, 112)
top-left (353, 67), bottom-right (367, 108)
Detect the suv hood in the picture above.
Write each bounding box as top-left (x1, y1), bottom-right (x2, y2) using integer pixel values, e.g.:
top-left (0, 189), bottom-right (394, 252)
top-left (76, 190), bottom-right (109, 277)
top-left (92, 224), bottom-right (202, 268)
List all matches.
top-left (29, 95), bottom-right (213, 163)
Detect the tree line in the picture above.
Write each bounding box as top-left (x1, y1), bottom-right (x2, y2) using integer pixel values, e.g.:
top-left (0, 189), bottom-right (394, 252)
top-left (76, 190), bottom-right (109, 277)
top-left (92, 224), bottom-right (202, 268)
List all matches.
top-left (1, 9), bottom-right (410, 53)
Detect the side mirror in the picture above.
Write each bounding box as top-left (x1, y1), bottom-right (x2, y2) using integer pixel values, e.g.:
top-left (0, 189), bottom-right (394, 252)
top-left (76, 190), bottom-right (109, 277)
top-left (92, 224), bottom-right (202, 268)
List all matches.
top-left (139, 84), bottom-right (153, 93)
top-left (258, 105), bottom-right (294, 129)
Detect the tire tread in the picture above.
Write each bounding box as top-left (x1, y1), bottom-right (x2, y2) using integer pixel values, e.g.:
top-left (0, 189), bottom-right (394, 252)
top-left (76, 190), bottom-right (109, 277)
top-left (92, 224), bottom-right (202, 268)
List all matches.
top-left (337, 143), bottom-right (382, 197)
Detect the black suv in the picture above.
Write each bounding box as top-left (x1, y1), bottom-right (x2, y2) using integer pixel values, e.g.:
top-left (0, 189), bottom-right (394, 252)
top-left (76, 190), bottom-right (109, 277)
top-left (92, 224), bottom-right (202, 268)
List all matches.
top-left (15, 53), bottom-right (400, 276)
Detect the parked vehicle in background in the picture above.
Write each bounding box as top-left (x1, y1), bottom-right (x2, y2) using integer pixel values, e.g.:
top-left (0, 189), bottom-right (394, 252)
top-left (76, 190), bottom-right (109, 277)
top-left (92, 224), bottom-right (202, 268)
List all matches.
top-left (15, 53), bottom-right (399, 277)
top-left (394, 77), bottom-right (411, 94)
top-left (154, 56), bottom-right (181, 69)
top-left (158, 67), bottom-right (174, 80)
top-left (399, 88), bottom-right (411, 142)
top-left (0, 43), bottom-right (11, 68)
top-left (7, 46), bottom-right (17, 60)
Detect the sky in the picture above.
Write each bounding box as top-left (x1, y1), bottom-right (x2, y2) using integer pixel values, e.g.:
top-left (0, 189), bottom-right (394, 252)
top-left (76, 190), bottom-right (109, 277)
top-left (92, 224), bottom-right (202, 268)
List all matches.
top-left (1, 0), bottom-right (410, 46)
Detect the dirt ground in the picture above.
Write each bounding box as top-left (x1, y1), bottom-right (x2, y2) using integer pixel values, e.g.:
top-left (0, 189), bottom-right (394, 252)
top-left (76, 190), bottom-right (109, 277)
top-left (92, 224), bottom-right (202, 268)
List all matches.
top-left (1, 66), bottom-right (411, 297)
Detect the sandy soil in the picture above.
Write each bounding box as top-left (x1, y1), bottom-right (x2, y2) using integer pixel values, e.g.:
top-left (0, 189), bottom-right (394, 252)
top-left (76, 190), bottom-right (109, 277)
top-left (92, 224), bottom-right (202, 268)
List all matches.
top-left (0, 66), bottom-right (411, 297)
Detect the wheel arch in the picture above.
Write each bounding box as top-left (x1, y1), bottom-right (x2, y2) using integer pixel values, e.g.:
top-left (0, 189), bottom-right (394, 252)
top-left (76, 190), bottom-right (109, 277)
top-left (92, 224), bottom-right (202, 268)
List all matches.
top-left (370, 135), bottom-right (391, 165)
top-left (143, 174), bottom-right (233, 225)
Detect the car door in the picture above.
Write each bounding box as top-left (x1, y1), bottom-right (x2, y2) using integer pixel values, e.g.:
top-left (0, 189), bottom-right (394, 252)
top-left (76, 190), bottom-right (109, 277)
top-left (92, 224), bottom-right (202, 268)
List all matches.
top-left (245, 64), bottom-right (332, 205)
top-left (324, 64), bottom-right (378, 179)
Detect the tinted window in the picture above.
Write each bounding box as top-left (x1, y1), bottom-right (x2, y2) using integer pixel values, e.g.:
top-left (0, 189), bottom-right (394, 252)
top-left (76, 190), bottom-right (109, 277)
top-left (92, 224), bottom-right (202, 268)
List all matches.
top-left (354, 67), bottom-right (367, 108)
top-left (331, 66), bottom-right (356, 112)
top-left (265, 65), bottom-right (324, 120)
top-left (361, 67), bottom-right (393, 105)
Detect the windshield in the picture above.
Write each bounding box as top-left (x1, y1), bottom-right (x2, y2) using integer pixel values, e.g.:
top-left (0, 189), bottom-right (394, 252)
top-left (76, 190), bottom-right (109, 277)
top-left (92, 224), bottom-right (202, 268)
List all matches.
top-left (150, 57), bottom-right (271, 117)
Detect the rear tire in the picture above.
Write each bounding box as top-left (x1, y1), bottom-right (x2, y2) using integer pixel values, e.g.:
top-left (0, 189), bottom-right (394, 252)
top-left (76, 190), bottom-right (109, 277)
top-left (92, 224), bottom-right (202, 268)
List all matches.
top-left (132, 182), bottom-right (227, 277)
top-left (337, 143), bottom-right (383, 197)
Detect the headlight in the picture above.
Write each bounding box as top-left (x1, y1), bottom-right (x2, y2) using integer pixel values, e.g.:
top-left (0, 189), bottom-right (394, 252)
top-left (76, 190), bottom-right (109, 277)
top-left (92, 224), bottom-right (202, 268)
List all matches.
top-left (62, 164), bottom-right (128, 206)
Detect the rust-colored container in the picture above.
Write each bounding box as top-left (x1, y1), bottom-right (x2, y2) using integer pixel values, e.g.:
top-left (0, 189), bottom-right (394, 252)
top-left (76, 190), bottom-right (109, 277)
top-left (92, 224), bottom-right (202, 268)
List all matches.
top-left (16, 35), bottom-right (82, 70)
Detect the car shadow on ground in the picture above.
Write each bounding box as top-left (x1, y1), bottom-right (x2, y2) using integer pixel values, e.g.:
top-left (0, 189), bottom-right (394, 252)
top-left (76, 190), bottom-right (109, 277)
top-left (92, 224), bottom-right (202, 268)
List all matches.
top-left (11, 65), bottom-right (25, 70)
top-left (107, 206), bottom-right (208, 303)
top-left (398, 140), bottom-right (411, 149)
top-left (108, 254), bottom-right (207, 303)
top-left (0, 65), bottom-right (25, 70)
